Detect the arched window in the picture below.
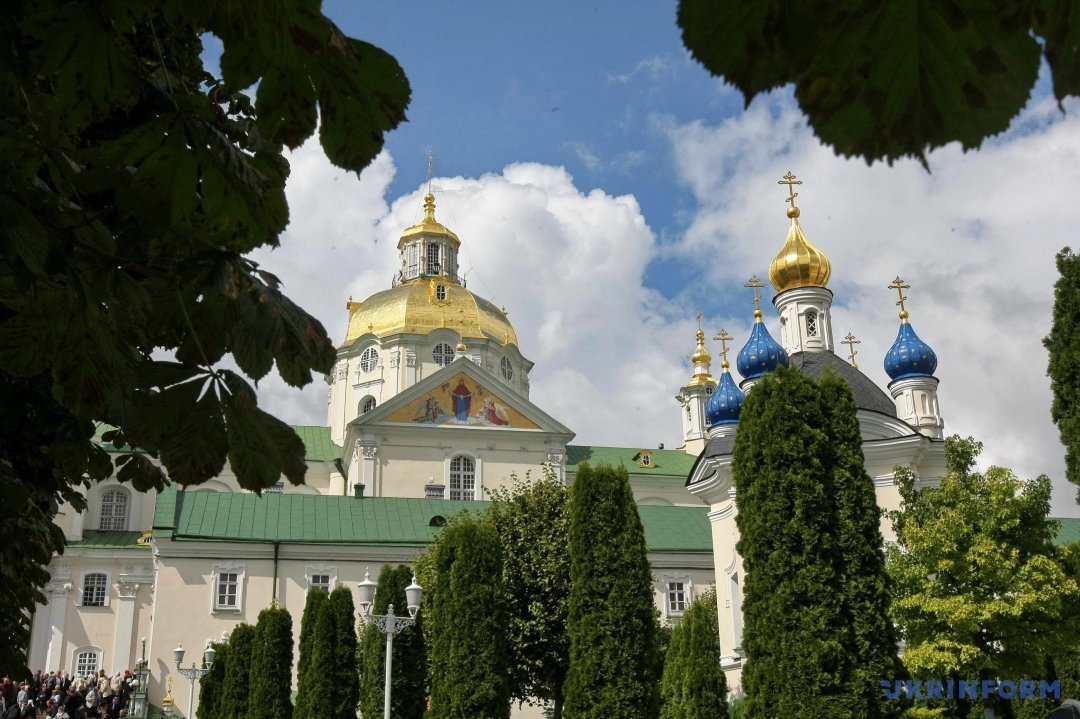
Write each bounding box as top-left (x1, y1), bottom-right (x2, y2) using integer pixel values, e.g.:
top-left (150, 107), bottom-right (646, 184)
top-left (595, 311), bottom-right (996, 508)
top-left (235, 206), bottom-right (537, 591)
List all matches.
top-left (433, 343), bottom-right (455, 367)
top-left (806, 311), bottom-right (819, 338)
top-left (500, 356), bottom-right (513, 381)
top-left (360, 347), bottom-right (379, 373)
top-left (99, 489), bottom-right (129, 531)
top-left (448, 455), bottom-right (475, 500)
top-left (435, 284), bottom-right (447, 301)
top-left (81, 573), bottom-right (108, 607)
top-left (73, 647), bottom-right (101, 677)
top-left (361, 396), bottom-right (377, 414)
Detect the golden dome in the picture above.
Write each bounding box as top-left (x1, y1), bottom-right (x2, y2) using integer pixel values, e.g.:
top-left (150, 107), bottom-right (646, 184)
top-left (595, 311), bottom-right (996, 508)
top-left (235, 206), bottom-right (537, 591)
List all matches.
top-left (342, 279), bottom-right (518, 347)
top-left (768, 205), bottom-right (832, 293)
top-left (397, 194), bottom-right (460, 249)
top-left (690, 329), bottom-right (712, 365)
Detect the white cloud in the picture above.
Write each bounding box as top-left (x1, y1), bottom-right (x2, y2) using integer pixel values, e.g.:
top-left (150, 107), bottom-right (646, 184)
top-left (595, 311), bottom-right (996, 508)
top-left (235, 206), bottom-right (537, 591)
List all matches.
top-left (608, 54), bottom-right (679, 85)
top-left (666, 90), bottom-right (1080, 517)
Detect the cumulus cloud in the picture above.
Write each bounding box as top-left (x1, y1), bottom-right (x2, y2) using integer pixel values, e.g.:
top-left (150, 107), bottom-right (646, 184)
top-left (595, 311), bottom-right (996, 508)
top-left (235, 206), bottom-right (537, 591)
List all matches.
top-left (666, 90), bottom-right (1080, 517)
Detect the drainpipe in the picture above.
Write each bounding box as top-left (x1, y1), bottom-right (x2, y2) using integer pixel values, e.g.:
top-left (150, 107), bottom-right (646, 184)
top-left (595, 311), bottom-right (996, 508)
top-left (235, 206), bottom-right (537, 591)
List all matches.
top-left (272, 542), bottom-right (280, 604)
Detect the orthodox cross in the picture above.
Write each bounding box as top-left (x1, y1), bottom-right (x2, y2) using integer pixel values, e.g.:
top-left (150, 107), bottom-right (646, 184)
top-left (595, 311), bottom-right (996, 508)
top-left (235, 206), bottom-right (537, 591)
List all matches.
top-left (778, 171), bottom-right (802, 210)
top-left (714, 328), bottom-right (734, 368)
top-left (843, 332), bottom-right (861, 369)
top-left (745, 275), bottom-right (766, 315)
top-left (696, 307), bottom-right (703, 332)
top-left (888, 276), bottom-right (910, 319)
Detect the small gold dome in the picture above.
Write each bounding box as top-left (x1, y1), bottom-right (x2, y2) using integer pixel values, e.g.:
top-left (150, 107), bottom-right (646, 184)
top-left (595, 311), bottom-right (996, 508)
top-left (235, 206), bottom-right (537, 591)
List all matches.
top-left (342, 279), bottom-right (518, 348)
top-left (768, 208), bottom-right (831, 293)
top-left (690, 329), bottom-right (711, 365)
top-left (397, 194), bottom-right (460, 249)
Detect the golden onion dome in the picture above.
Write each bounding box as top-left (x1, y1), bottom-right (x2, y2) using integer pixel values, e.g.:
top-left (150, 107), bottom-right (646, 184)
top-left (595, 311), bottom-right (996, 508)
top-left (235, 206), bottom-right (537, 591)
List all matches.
top-left (690, 329), bottom-right (711, 365)
top-left (342, 279), bottom-right (518, 348)
top-left (397, 193), bottom-right (460, 249)
top-left (768, 204), bottom-right (831, 293)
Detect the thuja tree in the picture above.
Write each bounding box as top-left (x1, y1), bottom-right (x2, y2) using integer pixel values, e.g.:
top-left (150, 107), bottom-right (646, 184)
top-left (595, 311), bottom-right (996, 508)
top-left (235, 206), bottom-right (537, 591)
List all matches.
top-left (733, 367), bottom-right (900, 719)
top-left (360, 565), bottom-right (426, 719)
top-left (218, 624), bottom-right (255, 719)
top-left (1046, 248), bottom-right (1080, 502)
top-left (292, 588), bottom-right (328, 719)
top-left (563, 463), bottom-right (661, 719)
top-left (326, 586), bottom-right (361, 718)
top-left (196, 641), bottom-right (228, 719)
top-left (486, 469), bottom-right (571, 718)
top-left (660, 590), bottom-right (728, 719)
top-left (248, 605), bottom-right (294, 719)
top-left (888, 437), bottom-right (1080, 718)
top-left (428, 515), bottom-right (511, 719)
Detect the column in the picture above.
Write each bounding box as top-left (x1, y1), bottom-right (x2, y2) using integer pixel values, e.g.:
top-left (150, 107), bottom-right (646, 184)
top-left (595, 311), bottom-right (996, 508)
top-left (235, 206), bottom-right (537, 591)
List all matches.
top-left (69, 490), bottom-right (86, 542)
top-left (360, 443), bottom-right (378, 496)
top-left (111, 581), bottom-right (139, 672)
top-left (44, 579), bottom-right (72, 671)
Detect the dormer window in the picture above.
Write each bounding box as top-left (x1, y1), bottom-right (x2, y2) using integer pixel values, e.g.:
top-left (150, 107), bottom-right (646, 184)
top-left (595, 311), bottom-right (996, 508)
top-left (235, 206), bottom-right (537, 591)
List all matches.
top-left (435, 284), bottom-right (447, 301)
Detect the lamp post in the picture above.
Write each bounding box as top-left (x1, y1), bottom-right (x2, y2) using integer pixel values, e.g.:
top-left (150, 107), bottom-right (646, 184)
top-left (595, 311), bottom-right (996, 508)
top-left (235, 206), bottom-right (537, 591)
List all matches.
top-left (173, 641), bottom-right (216, 719)
top-left (357, 570), bottom-right (423, 719)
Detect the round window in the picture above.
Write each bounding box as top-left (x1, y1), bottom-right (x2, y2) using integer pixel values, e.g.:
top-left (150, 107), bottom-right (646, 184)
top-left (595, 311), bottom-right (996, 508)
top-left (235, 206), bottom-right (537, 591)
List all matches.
top-left (433, 343), bottom-right (455, 367)
top-left (500, 356), bottom-right (513, 381)
top-left (360, 347), bottom-right (379, 373)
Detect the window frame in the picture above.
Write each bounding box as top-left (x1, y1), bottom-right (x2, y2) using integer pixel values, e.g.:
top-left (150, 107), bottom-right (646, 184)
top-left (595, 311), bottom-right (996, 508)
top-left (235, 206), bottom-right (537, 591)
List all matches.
top-left (359, 347), bottom-right (379, 373)
top-left (500, 356), bottom-right (514, 381)
top-left (805, 310), bottom-right (819, 338)
top-left (448, 454), bottom-right (477, 500)
top-left (432, 343), bottom-right (455, 367)
top-left (305, 564), bottom-right (337, 593)
top-left (211, 563), bottom-right (245, 613)
top-left (663, 574), bottom-right (693, 618)
top-left (406, 244), bottom-right (419, 278)
top-left (361, 396), bottom-right (377, 414)
top-left (98, 487), bottom-right (130, 531)
top-left (79, 572), bottom-right (110, 608)
top-left (72, 646), bottom-right (103, 678)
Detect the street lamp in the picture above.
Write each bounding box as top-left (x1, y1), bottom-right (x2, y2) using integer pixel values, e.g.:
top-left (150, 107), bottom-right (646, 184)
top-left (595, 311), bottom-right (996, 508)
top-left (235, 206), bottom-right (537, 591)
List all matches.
top-left (358, 569), bottom-right (423, 719)
top-left (174, 641), bottom-right (216, 718)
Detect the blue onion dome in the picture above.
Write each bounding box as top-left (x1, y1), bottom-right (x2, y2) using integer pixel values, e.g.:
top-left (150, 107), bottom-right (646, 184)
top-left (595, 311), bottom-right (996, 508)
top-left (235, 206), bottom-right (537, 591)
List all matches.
top-left (706, 366), bottom-right (746, 425)
top-left (737, 312), bottom-right (790, 380)
top-left (884, 321), bottom-right (938, 380)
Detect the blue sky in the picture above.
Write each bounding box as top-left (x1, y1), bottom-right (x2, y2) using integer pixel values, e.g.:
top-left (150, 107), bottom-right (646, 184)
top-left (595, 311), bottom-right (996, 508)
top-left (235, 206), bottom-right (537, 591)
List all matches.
top-left (230, 4), bottom-right (1080, 516)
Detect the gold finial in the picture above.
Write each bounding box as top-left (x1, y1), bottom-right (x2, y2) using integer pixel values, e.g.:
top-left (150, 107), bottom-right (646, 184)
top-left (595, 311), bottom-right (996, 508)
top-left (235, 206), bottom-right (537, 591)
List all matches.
top-left (778, 171), bottom-right (803, 219)
top-left (745, 275), bottom-right (766, 320)
top-left (455, 341), bottom-right (466, 353)
top-left (690, 309), bottom-right (712, 374)
top-left (888, 276), bottom-right (911, 322)
top-left (714, 329), bottom-right (734, 371)
top-left (423, 192), bottom-right (436, 222)
top-left (843, 332), bottom-right (861, 369)
top-left (696, 308), bottom-right (703, 333)
top-left (163, 677), bottom-right (174, 708)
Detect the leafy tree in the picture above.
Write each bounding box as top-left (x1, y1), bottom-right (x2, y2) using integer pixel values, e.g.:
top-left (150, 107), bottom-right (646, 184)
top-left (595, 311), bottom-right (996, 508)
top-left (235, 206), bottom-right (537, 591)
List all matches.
top-left (292, 588), bottom-right (328, 719)
top-left (360, 565), bottom-right (426, 719)
top-left (563, 463), bottom-right (661, 719)
top-left (196, 641), bottom-right (229, 719)
top-left (659, 590), bottom-right (728, 719)
top-left (0, 0), bottom-right (408, 673)
top-left (733, 367), bottom-right (900, 719)
top-left (676, 2), bottom-right (1079, 166)
top-left (888, 436), bottom-right (1080, 718)
top-left (218, 624), bottom-right (255, 719)
top-left (428, 515), bottom-right (510, 719)
top-left (485, 469), bottom-right (571, 718)
top-left (248, 605), bottom-right (294, 719)
top-left (1046, 248), bottom-right (1080, 502)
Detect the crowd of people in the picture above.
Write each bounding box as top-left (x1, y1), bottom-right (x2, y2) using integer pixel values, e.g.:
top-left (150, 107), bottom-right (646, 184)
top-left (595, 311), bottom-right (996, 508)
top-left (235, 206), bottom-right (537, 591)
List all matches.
top-left (0, 671), bottom-right (137, 719)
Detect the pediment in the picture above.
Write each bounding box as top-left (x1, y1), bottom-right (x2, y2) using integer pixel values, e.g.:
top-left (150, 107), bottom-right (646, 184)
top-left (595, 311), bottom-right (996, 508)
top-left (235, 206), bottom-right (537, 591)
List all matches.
top-left (352, 358), bottom-right (573, 436)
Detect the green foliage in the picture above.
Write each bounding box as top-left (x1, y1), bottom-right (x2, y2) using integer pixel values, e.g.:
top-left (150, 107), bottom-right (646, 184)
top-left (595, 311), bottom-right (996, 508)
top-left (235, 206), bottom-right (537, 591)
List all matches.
top-left (196, 642), bottom-right (229, 719)
top-left (563, 463), bottom-right (661, 719)
top-left (887, 436), bottom-right (1080, 715)
top-left (248, 606), bottom-right (294, 719)
top-left (0, 0), bottom-right (408, 672)
top-left (1045, 248), bottom-right (1080, 502)
top-left (728, 697), bottom-right (745, 719)
top-left (661, 594), bottom-right (729, 719)
top-left (485, 469), bottom-right (571, 717)
top-left (676, 1), bottom-right (1079, 165)
top-left (360, 565), bottom-right (426, 719)
top-left (293, 588), bottom-right (328, 719)
top-left (428, 515), bottom-right (511, 719)
top-left (733, 367), bottom-right (900, 719)
top-left (219, 624), bottom-right (255, 719)
top-left (659, 620), bottom-right (687, 719)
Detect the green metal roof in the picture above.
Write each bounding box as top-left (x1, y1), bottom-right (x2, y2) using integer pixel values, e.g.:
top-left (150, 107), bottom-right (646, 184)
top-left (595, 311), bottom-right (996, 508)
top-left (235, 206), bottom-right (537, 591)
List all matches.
top-left (67, 531), bottom-right (149, 550)
top-left (151, 488), bottom-right (713, 552)
top-left (1052, 517), bottom-right (1080, 546)
top-left (565, 445), bottom-right (698, 479)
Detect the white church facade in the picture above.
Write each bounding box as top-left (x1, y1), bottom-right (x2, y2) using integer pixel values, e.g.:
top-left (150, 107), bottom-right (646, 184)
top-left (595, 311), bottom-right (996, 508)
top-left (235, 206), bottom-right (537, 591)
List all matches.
top-left (27, 173), bottom-right (1077, 713)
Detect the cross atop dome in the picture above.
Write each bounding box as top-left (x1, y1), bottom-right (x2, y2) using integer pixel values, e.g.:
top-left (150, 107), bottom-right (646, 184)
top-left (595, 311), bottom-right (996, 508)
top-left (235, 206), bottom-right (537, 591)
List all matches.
top-left (778, 170), bottom-right (803, 218)
top-left (889, 276), bottom-right (911, 322)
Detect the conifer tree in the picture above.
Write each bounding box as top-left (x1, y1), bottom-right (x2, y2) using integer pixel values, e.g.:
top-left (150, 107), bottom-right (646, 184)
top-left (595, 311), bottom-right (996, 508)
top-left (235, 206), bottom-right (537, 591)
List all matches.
top-left (326, 586), bottom-right (361, 719)
top-left (218, 624), bottom-right (255, 719)
top-left (563, 463), bottom-right (661, 719)
top-left (680, 591), bottom-right (729, 719)
top-left (733, 367), bottom-right (900, 719)
top-left (295, 602), bottom-right (336, 719)
top-left (659, 618), bottom-right (688, 719)
top-left (360, 565), bottom-right (426, 719)
top-left (428, 515), bottom-right (510, 719)
top-left (1045, 247), bottom-right (1080, 501)
top-left (292, 588), bottom-right (328, 719)
top-left (196, 642), bottom-right (228, 719)
top-left (247, 605), bottom-right (294, 719)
